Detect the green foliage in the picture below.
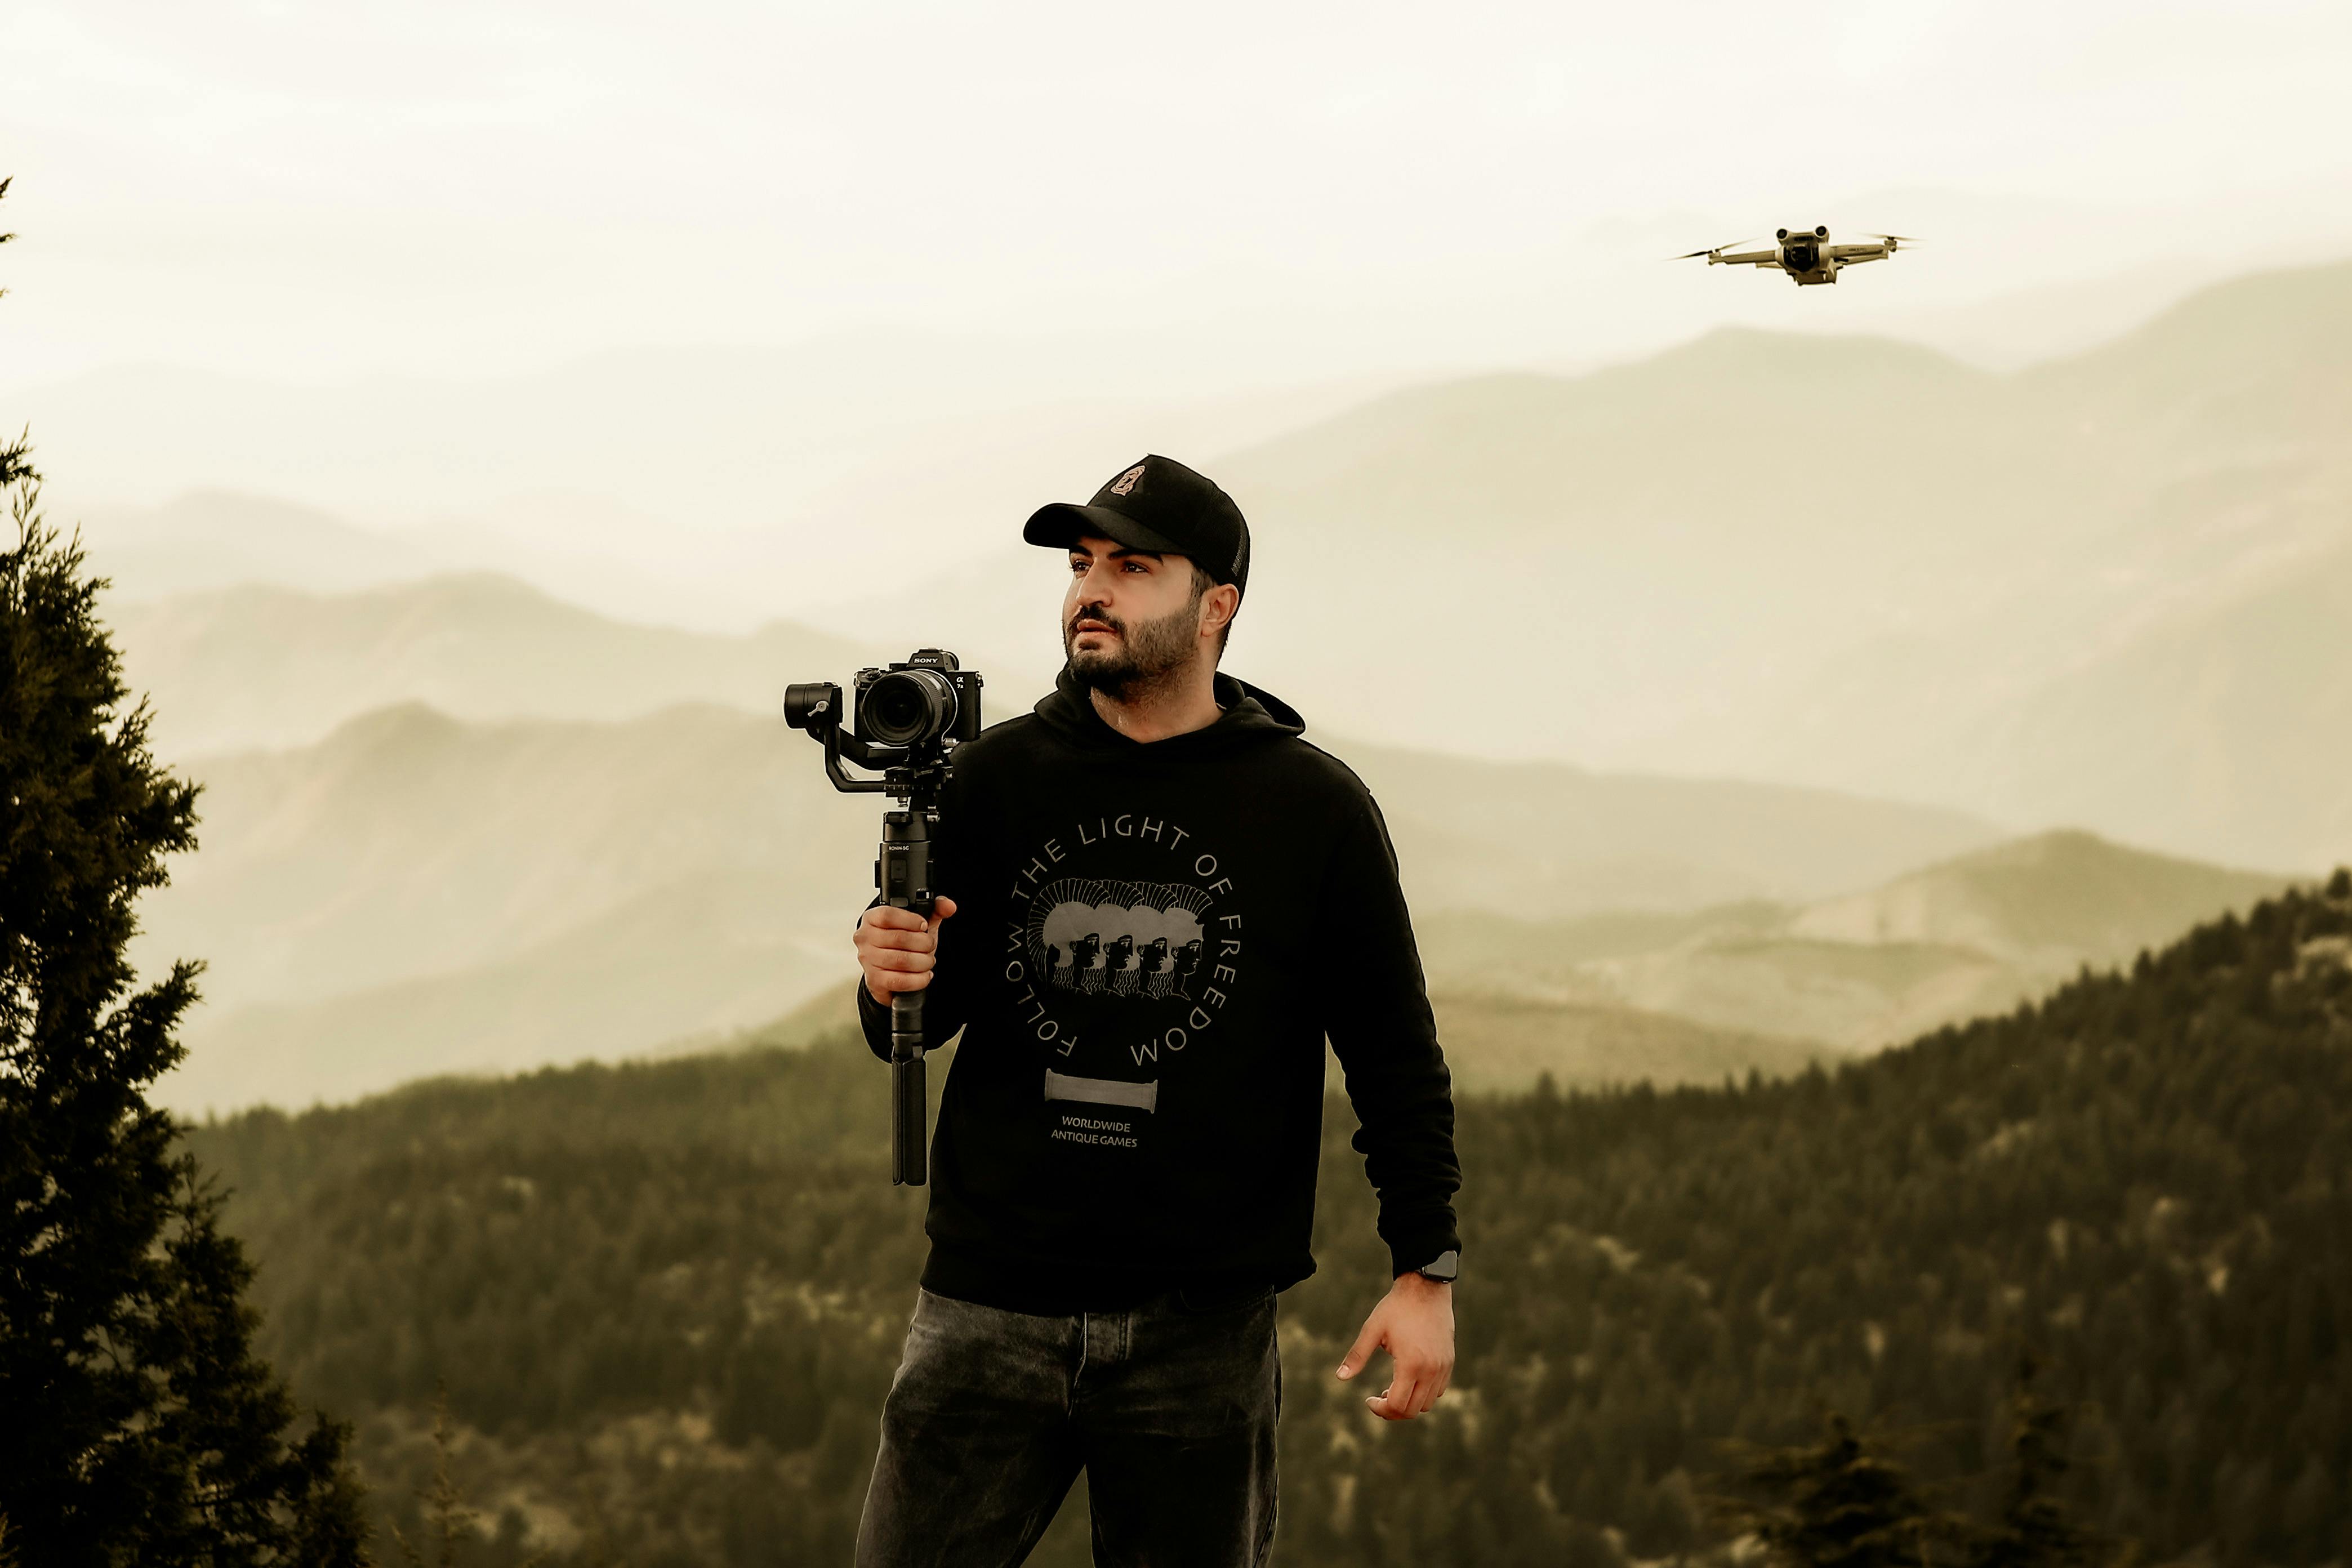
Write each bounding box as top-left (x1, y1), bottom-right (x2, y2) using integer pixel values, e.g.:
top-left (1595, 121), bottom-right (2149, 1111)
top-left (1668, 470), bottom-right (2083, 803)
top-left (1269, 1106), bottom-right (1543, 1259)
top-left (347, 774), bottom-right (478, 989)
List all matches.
top-left (190, 876), bottom-right (2352, 1565)
top-left (0, 242), bottom-right (371, 1565)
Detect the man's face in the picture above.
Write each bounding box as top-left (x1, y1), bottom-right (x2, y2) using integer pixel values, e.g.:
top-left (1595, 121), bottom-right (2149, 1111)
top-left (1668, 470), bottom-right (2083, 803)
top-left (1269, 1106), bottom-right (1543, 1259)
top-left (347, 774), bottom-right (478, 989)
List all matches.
top-left (1063, 534), bottom-right (1209, 696)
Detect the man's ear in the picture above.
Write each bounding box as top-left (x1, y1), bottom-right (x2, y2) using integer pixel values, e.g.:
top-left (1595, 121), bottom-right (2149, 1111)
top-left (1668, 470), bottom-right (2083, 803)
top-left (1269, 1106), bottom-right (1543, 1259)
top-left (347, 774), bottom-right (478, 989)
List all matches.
top-left (1202, 582), bottom-right (1240, 635)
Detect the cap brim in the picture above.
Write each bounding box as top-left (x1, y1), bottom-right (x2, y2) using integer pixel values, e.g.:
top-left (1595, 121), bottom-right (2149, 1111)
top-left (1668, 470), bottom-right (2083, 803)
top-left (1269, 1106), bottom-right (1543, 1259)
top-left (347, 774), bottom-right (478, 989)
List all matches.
top-left (1022, 502), bottom-right (1189, 558)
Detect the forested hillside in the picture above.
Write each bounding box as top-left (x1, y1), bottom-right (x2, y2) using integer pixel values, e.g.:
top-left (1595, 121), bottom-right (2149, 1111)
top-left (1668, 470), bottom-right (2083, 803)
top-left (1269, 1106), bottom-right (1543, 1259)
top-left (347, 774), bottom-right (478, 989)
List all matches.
top-left (190, 873), bottom-right (2352, 1565)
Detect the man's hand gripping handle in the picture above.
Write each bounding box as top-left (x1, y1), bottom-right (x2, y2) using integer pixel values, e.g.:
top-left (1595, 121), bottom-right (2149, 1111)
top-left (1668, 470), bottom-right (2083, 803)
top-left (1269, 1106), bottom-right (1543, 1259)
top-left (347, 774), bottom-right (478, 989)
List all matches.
top-left (857, 805), bottom-right (958, 1186)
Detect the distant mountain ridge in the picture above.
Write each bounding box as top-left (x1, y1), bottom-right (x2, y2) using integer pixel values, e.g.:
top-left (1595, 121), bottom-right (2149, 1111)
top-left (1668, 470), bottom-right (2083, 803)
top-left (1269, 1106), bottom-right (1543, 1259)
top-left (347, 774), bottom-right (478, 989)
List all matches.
top-left (1786, 828), bottom-right (2286, 961)
top-left (149, 697), bottom-right (1999, 1112)
top-left (78, 491), bottom-right (436, 600)
top-left (108, 571), bottom-right (880, 760)
top-left (152, 700), bottom-right (2278, 1111)
top-left (1499, 829), bottom-right (2291, 1051)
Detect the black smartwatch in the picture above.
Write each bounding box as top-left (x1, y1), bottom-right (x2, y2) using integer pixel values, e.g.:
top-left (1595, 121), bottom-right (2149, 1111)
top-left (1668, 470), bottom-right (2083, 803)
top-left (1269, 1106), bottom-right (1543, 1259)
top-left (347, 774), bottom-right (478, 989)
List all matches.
top-left (1413, 1250), bottom-right (1459, 1284)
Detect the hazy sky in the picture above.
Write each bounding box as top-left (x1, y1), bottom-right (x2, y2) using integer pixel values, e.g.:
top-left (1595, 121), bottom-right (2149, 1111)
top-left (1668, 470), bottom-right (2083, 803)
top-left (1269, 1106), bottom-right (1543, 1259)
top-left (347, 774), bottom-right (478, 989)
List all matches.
top-left (8, 0), bottom-right (2352, 387)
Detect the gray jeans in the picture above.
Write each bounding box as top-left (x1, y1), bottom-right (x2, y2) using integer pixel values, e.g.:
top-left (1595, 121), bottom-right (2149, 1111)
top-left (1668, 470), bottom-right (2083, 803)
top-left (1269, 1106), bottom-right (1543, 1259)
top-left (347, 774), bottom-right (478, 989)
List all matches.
top-left (856, 1284), bottom-right (1281, 1567)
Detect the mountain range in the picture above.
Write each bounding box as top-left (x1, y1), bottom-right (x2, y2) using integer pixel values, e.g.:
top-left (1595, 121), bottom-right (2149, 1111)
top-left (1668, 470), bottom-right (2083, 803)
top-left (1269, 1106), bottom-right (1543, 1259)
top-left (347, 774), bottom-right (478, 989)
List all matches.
top-left (108, 571), bottom-right (880, 760)
top-left (1516, 829), bottom-right (2289, 1052)
top-left (145, 691), bottom-right (2000, 1112)
top-left (810, 260), bottom-right (2352, 874)
top-left (61, 259), bottom-right (2352, 880)
top-left (619, 828), bottom-right (2292, 1097)
top-left (55, 255), bottom-right (2352, 1110)
top-left (142, 681), bottom-right (2289, 1113)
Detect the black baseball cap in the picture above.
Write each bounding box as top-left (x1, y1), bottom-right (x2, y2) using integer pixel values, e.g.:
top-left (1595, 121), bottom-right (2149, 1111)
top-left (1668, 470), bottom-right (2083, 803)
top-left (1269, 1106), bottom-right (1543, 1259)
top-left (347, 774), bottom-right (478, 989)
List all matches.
top-left (1022, 454), bottom-right (1251, 597)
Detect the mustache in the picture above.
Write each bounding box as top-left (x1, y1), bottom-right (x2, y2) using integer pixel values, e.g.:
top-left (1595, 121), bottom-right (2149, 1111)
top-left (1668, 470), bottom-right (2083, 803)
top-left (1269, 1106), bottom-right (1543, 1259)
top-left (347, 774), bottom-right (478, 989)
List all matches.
top-left (1068, 606), bottom-right (1125, 638)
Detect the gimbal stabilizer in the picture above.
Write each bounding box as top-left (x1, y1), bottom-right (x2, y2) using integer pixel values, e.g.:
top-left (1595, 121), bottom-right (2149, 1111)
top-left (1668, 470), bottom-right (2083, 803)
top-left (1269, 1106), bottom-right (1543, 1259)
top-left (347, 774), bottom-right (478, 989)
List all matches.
top-left (783, 650), bottom-right (982, 1186)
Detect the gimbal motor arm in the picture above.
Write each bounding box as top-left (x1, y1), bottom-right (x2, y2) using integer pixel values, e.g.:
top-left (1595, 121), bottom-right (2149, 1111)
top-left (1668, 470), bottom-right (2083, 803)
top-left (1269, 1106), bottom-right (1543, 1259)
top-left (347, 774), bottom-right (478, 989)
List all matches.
top-left (785, 681), bottom-right (910, 794)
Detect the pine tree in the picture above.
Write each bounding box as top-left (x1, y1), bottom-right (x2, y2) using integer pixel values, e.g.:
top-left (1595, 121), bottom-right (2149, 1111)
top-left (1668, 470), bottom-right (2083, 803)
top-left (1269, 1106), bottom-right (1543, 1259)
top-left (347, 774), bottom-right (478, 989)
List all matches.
top-left (1974, 1360), bottom-right (2097, 1568)
top-left (388, 1384), bottom-right (531, 1568)
top-left (1716, 1413), bottom-right (1967, 1568)
top-left (0, 174), bottom-right (371, 1566)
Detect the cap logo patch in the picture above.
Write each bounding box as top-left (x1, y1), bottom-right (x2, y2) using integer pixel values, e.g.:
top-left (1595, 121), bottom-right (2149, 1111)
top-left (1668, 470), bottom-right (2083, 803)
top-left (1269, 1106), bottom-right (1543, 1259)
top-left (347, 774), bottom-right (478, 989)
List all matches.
top-left (1109, 464), bottom-right (1146, 496)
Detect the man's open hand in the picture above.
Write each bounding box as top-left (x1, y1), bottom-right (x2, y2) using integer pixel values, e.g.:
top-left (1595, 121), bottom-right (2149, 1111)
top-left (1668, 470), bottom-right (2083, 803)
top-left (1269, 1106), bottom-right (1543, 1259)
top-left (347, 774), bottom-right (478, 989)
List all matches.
top-left (1335, 1272), bottom-right (1454, 1420)
top-left (856, 897), bottom-right (958, 1005)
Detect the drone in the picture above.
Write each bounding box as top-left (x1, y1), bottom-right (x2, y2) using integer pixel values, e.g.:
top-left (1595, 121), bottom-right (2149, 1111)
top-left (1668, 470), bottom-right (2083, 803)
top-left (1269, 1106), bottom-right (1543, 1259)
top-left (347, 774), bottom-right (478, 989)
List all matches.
top-left (1677, 225), bottom-right (1916, 286)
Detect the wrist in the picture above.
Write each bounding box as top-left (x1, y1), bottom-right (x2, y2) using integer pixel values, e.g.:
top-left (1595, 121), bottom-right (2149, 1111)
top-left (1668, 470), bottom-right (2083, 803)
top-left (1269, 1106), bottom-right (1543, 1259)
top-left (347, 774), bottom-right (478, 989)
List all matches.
top-left (1392, 1270), bottom-right (1452, 1297)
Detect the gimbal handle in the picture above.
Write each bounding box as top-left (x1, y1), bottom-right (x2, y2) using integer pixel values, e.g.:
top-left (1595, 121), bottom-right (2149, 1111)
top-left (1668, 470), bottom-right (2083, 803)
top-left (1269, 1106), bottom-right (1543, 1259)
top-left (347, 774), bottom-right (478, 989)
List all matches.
top-left (878, 805), bottom-right (934, 1187)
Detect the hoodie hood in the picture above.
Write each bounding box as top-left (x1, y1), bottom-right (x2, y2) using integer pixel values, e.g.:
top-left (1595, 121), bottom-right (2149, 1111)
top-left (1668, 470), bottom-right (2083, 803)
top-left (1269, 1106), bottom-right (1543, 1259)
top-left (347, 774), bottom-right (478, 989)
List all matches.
top-left (1033, 663), bottom-right (1305, 759)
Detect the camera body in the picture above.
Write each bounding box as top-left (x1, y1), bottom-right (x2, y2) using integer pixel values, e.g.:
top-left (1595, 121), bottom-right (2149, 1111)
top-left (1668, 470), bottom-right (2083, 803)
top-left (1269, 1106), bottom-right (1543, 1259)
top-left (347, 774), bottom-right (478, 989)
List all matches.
top-left (853, 648), bottom-right (985, 750)
top-left (783, 647), bottom-right (983, 758)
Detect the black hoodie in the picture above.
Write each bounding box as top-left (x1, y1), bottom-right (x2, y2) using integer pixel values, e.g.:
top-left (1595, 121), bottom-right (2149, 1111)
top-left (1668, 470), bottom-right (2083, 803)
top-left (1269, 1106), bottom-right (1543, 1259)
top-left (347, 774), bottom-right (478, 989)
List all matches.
top-left (857, 666), bottom-right (1461, 1313)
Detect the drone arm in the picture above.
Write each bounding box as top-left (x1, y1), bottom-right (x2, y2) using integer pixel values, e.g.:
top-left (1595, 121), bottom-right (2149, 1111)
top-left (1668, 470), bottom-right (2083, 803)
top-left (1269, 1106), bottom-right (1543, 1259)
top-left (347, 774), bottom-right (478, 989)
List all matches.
top-left (1826, 244), bottom-right (1891, 262)
top-left (1715, 248), bottom-right (1779, 267)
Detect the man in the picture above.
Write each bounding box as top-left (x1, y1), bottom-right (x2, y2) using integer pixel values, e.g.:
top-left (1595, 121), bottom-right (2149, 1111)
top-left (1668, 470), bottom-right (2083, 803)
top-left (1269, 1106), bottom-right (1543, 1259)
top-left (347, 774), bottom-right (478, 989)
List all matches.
top-left (851, 454), bottom-right (1462, 1567)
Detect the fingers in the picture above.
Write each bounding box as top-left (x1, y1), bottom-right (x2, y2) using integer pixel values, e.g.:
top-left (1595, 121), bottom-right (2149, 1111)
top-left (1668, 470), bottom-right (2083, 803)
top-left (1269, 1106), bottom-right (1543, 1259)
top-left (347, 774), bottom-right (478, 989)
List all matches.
top-left (860, 906), bottom-right (930, 938)
top-left (858, 919), bottom-right (942, 964)
top-left (1365, 1373), bottom-right (1425, 1422)
top-left (1364, 1354), bottom-right (1449, 1429)
top-left (857, 918), bottom-right (934, 1002)
top-left (1340, 1281), bottom-right (1454, 1419)
top-left (870, 968), bottom-right (931, 1006)
top-left (858, 898), bottom-right (959, 1004)
top-left (865, 969), bottom-right (930, 1003)
top-left (860, 898), bottom-right (959, 945)
top-left (1335, 1316), bottom-right (1384, 1383)
top-left (1364, 1367), bottom-right (1450, 1420)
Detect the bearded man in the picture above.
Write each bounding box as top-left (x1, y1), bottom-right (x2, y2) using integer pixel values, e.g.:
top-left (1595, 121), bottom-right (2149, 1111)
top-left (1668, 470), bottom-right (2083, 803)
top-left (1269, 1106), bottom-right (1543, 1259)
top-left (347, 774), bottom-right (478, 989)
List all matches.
top-left (850, 455), bottom-right (1462, 1568)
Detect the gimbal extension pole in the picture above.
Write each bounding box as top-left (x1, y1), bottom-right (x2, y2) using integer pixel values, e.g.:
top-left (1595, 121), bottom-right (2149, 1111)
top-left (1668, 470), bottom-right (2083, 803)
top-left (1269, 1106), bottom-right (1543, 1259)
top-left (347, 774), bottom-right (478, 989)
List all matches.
top-left (876, 785), bottom-right (937, 1187)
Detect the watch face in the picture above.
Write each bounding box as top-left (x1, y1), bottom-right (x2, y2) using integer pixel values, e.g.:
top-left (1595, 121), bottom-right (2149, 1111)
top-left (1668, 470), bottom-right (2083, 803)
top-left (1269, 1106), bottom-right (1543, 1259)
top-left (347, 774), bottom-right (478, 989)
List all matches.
top-left (1418, 1249), bottom-right (1459, 1282)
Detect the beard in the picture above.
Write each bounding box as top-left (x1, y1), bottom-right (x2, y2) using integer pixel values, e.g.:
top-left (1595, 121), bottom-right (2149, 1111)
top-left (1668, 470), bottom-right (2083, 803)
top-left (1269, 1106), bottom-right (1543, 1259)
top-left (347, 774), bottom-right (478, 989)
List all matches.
top-left (1064, 595), bottom-right (1203, 699)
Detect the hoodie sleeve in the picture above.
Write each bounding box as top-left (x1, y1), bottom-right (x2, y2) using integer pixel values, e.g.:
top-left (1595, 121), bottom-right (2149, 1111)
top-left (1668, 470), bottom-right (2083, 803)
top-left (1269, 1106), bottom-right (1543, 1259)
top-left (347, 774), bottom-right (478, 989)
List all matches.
top-left (1317, 786), bottom-right (1463, 1278)
top-left (854, 767), bottom-right (977, 1062)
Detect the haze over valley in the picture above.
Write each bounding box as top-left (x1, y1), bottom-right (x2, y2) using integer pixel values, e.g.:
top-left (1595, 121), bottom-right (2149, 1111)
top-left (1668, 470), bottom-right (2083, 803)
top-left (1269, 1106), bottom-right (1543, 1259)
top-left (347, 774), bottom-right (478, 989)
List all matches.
top-left (38, 253), bottom-right (2329, 1114)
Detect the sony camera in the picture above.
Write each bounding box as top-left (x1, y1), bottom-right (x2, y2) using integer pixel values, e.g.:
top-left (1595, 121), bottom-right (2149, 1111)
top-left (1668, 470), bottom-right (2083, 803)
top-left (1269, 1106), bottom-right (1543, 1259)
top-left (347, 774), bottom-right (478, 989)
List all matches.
top-left (785, 648), bottom-right (982, 754)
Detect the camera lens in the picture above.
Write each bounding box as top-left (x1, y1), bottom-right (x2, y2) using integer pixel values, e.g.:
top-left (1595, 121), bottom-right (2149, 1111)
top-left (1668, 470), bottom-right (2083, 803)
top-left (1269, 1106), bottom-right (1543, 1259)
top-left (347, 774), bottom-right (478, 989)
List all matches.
top-left (861, 668), bottom-right (959, 746)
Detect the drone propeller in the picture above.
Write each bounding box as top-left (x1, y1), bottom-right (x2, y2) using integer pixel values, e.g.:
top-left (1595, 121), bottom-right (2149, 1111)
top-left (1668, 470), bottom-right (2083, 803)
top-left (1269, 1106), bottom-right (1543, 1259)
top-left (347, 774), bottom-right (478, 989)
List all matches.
top-left (1673, 238), bottom-right (1752, 260)
top-left (1865, 233), bottom-right (1922, 243)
